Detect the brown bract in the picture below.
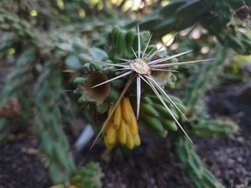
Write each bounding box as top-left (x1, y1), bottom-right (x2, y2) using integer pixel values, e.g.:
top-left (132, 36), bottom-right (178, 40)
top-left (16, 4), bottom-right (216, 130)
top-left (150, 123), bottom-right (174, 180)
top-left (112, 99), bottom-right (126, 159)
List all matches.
top-left (82, 72), bottom-right (110, 104)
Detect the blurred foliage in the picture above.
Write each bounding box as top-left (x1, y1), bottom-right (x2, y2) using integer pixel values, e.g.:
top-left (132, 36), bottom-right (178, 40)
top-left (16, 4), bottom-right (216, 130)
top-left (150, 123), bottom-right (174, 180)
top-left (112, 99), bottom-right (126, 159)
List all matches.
top-left (0, 0), bottom-right (250, 187)
top-left (71, 162), bottom-right (104, 188)
top-left (141, 0), bottom-right (251, 54)
top-left (34, 63), bottom-right (76, 183)
top-left (175, 135), bottom-right (225, 188)
top-left (51, 162), bottom-right (103, 188)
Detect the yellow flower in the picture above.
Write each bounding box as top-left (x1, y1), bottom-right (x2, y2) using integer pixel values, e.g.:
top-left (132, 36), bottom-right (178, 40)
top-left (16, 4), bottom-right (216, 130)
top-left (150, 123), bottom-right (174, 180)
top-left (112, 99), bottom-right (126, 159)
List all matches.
top-left (103, 97), bottom-right (141, 149)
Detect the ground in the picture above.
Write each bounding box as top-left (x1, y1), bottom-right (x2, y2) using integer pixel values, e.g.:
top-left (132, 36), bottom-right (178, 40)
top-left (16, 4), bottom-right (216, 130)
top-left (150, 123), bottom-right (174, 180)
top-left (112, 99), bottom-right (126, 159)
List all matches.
top-left (0, 82), bottom-right (251, 188)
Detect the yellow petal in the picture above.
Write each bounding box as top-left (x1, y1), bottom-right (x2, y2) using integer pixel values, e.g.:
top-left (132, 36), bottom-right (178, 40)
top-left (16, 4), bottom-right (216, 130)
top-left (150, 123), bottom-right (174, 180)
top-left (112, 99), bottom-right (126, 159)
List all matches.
top-left (126, 128), bottom-right (134, 149)
top-left (113, 103), bottom-right (121, 129)
top-left (119, 120), bottom-right (127, 144)
top-left (133, 134), bottom-right (141, 146)
top-left (106, 126), bottom-right (117, 145)
top-left (121, 97), bottom-right (132, 123)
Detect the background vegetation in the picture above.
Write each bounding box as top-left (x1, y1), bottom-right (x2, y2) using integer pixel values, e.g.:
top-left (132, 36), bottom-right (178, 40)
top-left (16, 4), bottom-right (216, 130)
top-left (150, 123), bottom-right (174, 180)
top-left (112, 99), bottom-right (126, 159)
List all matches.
top-left (0, 0), bottom-right (250, 188)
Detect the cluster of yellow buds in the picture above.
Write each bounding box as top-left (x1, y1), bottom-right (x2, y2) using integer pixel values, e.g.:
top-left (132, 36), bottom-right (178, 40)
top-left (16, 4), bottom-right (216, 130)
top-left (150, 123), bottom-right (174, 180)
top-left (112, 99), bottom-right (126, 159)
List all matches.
top-left (103, 97), bottom-right (141, 149)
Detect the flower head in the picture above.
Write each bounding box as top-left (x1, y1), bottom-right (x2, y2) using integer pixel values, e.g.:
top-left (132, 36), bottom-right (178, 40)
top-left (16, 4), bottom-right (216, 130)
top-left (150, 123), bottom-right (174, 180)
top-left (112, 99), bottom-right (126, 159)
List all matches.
top-left (91, 26), bottom-right (214, 148)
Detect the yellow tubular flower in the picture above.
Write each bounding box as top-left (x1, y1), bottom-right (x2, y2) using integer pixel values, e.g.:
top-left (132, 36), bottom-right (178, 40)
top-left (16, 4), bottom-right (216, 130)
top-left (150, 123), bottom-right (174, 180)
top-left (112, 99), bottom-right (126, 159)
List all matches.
top-left (104, 136), bottom-right (114, 150)
top-left (121, 97), bottom-right (131, 123)
top-left (128, 114), bottom-right (138, 135)
top-left (133, 134), bottom-right (141, 146)
top-left (106, 126), bottom-right (117, 145)
top-left (119, 120), bottom-right (127, 144)
top-left (126, 127), bottom-right (134, 149)
top-left (103, 97), bottom-right (140, 149)
top-left (103, 120), bottom-right (112, 135)
top-left (113, 103), bottom-right (121, 129)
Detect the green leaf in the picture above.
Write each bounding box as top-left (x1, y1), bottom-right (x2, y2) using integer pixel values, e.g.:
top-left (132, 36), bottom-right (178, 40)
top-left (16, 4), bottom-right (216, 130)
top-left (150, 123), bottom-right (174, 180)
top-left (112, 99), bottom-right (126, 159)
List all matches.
top-left (65, 55), bottom-right (82, 70)
top-left (57, 43), bottom-right (73, 52)
top-left (90, 47), bottom-right (108, 61)
top-left (78, 53), bottom-right (93, 62)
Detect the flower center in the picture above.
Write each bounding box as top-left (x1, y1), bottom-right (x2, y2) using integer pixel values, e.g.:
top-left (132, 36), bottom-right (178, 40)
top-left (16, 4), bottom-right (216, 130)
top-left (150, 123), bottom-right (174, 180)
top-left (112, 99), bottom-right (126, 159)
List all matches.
top-left (130, 59), bottom-right (151, 75)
